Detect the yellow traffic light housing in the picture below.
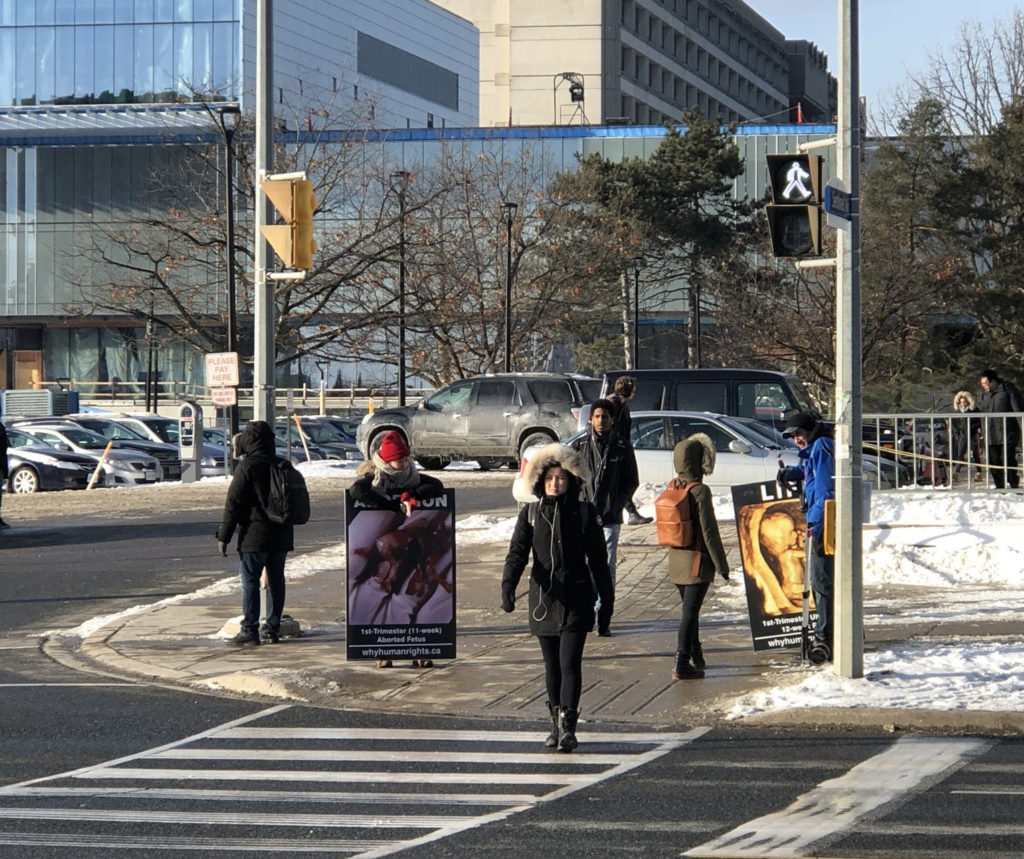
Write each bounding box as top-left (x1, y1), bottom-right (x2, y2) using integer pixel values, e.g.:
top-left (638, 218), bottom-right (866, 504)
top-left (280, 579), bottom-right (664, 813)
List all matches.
top-left (260, 175), bottom-right (317, 270)
top-left (765, 154), bottom-right (823, 257)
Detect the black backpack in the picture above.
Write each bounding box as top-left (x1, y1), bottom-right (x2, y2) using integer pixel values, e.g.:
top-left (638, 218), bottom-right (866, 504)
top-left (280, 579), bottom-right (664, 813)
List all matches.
top-left (263, 459), bottom-right (311, 526)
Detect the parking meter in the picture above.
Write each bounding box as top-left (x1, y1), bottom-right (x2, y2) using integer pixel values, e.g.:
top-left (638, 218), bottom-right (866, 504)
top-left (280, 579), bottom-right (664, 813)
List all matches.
top-left (178, 400), bottom-right (203, 483)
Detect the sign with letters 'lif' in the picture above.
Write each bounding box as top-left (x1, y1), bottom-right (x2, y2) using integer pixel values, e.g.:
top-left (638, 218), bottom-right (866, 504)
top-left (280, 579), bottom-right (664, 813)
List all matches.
top-left (732, 481), bottom-right (816, 652)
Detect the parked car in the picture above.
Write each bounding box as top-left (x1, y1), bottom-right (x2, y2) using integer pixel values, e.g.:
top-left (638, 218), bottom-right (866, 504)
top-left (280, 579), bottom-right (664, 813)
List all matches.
top-left (315, 415), bottom-right (360, 444)
top-left (513, 410), bottom-right (802, 502)
top-left (85, 413), bottom-right (228, 477)
top-left (202, 426), bottom-right (326, 464)
top-left (356, 373), bottom-right (600, 470)
top-left (278, 417), bottom-right (362, 461)
top-left (3, 427), bottom-right (103, 493)
top-left (594, 368), bottom-right (821, 430)
top-left (61, 414), bottom-right (183, 480)
top-left (12, 422), bottom-right (162, 486)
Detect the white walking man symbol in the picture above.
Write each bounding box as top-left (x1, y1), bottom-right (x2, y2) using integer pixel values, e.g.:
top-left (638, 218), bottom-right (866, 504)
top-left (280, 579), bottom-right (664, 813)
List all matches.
top-left (782, 161), bottom-right (812, 201)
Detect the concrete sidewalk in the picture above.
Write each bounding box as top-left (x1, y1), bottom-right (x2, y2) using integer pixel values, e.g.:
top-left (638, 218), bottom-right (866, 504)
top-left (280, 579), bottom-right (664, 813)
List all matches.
top-left (44, 523), bottom-right (1024, 736)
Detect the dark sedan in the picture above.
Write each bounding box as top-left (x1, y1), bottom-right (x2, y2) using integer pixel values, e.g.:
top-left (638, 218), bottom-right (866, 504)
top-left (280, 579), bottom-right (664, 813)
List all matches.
top-left (4, 428), bottom-right (102, 493)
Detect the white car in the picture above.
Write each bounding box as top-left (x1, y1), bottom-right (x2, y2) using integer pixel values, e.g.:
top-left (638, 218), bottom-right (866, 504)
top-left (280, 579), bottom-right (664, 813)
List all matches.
top-left (16, 423), bottom-right (162, 486)
top-left (513, 410), bottom-right (801, 502)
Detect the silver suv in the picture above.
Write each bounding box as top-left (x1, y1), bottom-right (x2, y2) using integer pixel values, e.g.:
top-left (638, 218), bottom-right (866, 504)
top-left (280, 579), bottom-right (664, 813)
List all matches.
top-left (356, 373), bottom-right (600, 470)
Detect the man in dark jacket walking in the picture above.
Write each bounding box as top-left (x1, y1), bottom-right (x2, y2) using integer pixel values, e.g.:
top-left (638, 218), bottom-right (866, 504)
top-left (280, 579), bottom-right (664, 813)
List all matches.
top-left (608, 376), bottom-right (653, 526)
top-left (978, 368), bottom-right (1024, 489)
top-left (570, 398), bottom-right (639, 636)
top-left (216, 420), bottom-right (294, 645)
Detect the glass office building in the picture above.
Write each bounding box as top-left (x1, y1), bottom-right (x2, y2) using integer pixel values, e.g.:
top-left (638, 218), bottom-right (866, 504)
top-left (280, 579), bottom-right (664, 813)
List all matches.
top-left (0, 1), bottom-right (241, 107)
top-left (0, 0), bottom-right (479, 393)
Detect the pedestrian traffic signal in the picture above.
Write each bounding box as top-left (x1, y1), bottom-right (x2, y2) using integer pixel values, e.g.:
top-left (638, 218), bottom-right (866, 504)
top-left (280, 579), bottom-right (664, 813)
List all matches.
top-left (260, 175), bottom-right (317, 270)
top-left (765, 154), bottom-right (823, 257)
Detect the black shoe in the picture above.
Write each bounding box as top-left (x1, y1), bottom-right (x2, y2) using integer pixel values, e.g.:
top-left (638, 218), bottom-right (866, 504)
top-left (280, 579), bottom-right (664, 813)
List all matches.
top-left (672, 651), bottom-right (704, 680)
top-left (227, 631), bottom-right (260, 647)
top-left (597, 626), bottom-right (611, 637)
top-left (259, 627), bottom-right (280, 643)
top-left (692, 644), bottom-right (706, 671)
top-left (627, 512), bottom-right (653, 526)
top-left (808, 640), bottom-right (831, 665)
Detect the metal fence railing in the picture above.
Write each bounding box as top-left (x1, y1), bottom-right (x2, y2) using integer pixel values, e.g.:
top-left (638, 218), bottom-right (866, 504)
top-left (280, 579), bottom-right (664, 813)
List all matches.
top-left (861, 411), bottom-right (1023, 491)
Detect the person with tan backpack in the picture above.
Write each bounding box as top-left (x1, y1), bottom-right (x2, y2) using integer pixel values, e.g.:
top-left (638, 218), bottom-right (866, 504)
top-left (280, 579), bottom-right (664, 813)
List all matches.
top-left (662, 434), bottom-right (730, 679)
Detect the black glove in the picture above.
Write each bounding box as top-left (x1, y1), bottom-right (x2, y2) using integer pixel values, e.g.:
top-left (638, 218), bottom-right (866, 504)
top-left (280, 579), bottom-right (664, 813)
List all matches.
top-left (501, 583), bottom-right (515, 613)
top-left (217, 541), bottom-right (228, 557)
top-left (719, 568), bottom-right (730, 581)
top-left (597, 602), bottom-right (613, 631)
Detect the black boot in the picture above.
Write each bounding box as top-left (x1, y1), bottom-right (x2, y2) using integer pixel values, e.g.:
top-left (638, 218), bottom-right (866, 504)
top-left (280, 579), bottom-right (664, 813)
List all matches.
top-left (544, 702), bottom-right (559, 749)
top-left (672, 651), bottom-right (704, 680)
top-left (691, 641), bottom-right (706, 671)
top-left (557, 708), bottom-right (579, 753)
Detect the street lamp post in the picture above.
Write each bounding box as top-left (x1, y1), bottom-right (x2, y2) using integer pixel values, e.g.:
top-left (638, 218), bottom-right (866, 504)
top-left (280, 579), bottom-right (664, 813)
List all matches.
top-left (502, 202), bottom-right (518, 373)
top-left (390, 170), bottom-right (411, 406)
top-left (632, 257), bottom-right (643, 370)
top-left (216, 104), bottom-right (241, 438)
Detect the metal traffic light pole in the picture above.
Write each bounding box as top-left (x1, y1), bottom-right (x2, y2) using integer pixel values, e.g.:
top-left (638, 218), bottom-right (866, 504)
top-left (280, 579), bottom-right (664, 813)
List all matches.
top-left (833, 0), bottom-right (864, 679)
top-left (252, 0), bottom-right (275, 423)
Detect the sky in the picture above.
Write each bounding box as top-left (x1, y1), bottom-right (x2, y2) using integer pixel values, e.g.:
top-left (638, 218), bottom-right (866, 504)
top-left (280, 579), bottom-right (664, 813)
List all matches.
top-left (64, 462), bottom-right (1024, 721)
top-left (752, 1), bottom-right (1019, 120)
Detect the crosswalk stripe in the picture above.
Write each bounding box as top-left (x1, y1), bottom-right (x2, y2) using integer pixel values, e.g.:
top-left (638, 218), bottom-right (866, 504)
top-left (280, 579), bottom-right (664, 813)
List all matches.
top-left (151, 747), bottom-right (629, 765)
top-left (685, 736), bottom-right (993, 857)
top-left (0, 833), bottom-right (396, 853)
top-left (0, 807), bottom-right (474, 828)
top-left (216, 726), bottom-right (696, 743)
top-left (5, 786), bottom-right (539, 805)
top-left (78, 767), bottom-right (589, 785)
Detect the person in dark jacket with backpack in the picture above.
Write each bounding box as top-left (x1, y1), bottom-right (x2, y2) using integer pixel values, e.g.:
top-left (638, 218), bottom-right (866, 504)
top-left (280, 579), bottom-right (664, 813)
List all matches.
top-left (216, 420), bottom-right (293, 646)
top-left (667, 434), bottom-right (729, 680)
top-left (501, 443), bottom-right (613, 753)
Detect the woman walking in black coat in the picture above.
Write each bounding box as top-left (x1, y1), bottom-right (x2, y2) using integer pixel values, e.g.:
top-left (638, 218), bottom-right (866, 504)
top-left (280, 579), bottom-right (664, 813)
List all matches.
top-left (501, 443), bottom-right (613, 752)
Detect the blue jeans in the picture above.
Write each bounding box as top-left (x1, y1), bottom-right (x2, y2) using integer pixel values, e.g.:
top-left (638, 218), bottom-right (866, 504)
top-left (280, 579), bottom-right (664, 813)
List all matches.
top-left (238, 550), bottom-right (287, 636)
top-left (807, 531), bottom-right (834, 646)
top-left (594, 524), bottom-right (620, 619)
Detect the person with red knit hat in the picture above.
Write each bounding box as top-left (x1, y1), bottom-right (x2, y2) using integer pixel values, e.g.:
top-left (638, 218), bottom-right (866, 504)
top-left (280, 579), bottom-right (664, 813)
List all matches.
top-left (349, 430), bottom-right (445, 667)
top-left (350, 431), bottom-right (444, 516)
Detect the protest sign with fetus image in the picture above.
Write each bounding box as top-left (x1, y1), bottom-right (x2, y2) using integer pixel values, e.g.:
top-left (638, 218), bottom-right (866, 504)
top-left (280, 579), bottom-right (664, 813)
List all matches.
top-left (732, 482), bottom-right (817, 652)
top-left (345, 488), bottom-right (456, 661)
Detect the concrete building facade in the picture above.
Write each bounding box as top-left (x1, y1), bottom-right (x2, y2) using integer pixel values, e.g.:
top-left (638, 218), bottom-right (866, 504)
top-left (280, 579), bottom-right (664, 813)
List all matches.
top-left (432, 0), bottom-right (835, 127)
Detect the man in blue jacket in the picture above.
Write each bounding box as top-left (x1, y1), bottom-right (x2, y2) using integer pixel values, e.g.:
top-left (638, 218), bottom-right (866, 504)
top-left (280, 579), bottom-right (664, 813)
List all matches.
top-left (781, 411), bottom-right (835, 663)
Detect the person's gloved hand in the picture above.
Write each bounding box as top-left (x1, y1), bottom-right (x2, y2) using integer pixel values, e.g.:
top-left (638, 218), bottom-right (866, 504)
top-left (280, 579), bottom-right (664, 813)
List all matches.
top-left (501, 582), bottom-right (515, 613)
top-left (218, 541), bottom-right (228, 557)
top-left (597, 601), bottom-right (613, 631)
top-left (719, 568), bottom-right (730, 581)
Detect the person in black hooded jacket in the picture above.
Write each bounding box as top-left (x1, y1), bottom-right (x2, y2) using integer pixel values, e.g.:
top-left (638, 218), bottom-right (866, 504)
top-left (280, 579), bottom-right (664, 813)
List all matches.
top-left (501, 443), bottom-right (613, 753)
top-left (216, 420), bottom-right (294, 646)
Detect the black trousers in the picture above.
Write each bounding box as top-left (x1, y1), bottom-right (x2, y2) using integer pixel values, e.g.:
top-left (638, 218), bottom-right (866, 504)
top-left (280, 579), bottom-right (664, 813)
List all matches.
top-left (538, 629), bottom-right (587, 711)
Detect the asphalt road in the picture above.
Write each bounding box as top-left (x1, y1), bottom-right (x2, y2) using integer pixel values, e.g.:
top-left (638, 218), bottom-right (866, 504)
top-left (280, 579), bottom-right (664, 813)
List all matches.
top-left (3, 475), bottom-right (1024, 857)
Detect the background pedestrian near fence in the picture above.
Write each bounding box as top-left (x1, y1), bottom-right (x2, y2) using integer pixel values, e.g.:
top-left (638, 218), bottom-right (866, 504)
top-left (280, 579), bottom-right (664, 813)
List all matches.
top-left (978, 369), bottom-right (1024, 490)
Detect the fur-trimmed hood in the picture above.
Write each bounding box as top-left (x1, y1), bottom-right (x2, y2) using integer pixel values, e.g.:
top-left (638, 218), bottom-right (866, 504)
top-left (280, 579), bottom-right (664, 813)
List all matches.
top-left (953, 390), bottom-right (976, 412)
top-left (522, 442), bottom-right (590, 499)
top-left (673, 433), bottom-right (716, 481)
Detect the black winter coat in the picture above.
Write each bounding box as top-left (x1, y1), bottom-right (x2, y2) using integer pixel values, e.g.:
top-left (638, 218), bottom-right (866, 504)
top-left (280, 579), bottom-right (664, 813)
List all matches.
top-left (570, 431), bottom-right (639, 526)
top-left (217, 450), bottom-right (294, 554)
top-left (978, 380), bottom-right (1023, 445)
top-left (349, 468), bottom-right (445, 512)
top-left (502, 493), bottom-right (613, 636)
